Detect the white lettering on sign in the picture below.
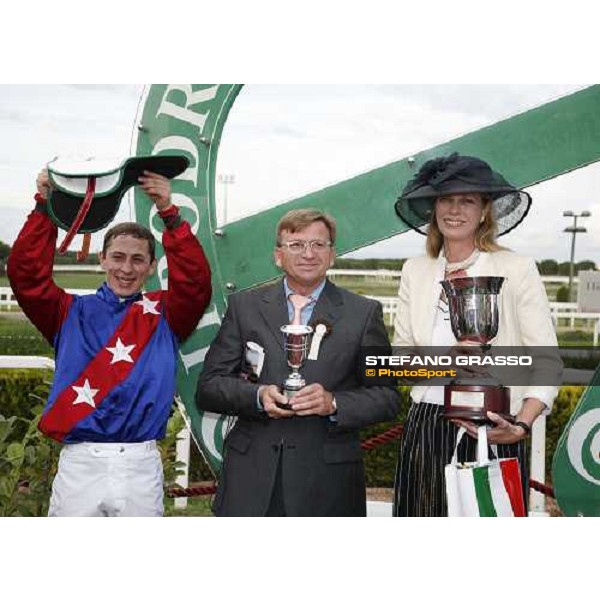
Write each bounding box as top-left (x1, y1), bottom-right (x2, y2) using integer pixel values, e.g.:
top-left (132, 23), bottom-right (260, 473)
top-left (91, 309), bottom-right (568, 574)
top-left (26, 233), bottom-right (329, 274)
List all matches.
top-left (156, 85), bottom-right (218, 133)
top-left (148, 193), bottom-right (200, 246)
top-left (197, 303), bottom-right (221, 329)
top-left (170, 193), bottom-right (200, 235)
top-left (180, 346), bottom-right (209, 373)
top-left (156, 255), bottom-right (168, 290)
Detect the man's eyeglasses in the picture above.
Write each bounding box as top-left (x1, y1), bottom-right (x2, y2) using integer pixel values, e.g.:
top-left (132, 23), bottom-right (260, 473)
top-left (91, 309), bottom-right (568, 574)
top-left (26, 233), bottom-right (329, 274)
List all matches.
top-left (278, 240), bottom-right (333, 255)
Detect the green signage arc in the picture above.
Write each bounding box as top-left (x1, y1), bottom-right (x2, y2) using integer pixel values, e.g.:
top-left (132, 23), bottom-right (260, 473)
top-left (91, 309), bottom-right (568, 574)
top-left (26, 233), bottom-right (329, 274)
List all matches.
top-left (133, 84), bottom-right (242, 471)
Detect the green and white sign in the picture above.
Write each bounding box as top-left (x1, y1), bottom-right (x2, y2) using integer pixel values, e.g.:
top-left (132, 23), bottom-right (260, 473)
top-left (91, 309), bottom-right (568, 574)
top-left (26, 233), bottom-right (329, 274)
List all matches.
top-left (553, 376), bottom-right (600, 516)
top-left (133, 85), bottom-right (242, 471)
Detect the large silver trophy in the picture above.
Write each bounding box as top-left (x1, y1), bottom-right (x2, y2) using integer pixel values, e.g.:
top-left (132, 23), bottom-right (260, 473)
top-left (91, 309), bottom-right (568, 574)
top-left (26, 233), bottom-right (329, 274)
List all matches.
top-left (279, 324), bottom-right (313, 407)
top-left (441, 276), bottom-right (511, 422)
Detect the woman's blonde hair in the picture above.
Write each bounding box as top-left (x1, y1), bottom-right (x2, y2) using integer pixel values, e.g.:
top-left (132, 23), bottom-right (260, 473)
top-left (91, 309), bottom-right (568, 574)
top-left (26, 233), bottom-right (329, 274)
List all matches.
top-left (425, 196), bottom-right (506, 258)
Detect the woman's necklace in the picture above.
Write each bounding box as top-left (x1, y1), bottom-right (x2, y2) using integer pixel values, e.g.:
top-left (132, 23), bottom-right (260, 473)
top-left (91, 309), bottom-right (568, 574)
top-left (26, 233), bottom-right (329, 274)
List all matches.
top-left (444, 248), bottom-right (480, 278)
top-left (439, 249), bottom-right (481, 313)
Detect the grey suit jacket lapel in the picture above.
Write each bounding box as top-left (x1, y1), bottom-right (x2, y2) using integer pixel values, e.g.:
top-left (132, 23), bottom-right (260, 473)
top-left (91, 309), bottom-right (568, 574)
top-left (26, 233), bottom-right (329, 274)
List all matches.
top-left (308, 279), bottom-right (344, 328)
top-left (258, 280), bottom-right (288, 351)
top-left (304, 280), bottom-right (344, 378)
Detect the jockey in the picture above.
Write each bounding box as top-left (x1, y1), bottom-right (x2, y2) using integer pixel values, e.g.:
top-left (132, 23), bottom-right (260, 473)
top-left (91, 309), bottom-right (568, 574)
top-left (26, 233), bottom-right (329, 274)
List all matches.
top-left (7, 163), bottom-right (211, 516)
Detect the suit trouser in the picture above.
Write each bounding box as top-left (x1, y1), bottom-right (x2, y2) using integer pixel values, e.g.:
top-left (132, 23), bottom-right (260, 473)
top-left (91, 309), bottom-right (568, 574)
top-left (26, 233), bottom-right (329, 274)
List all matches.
top-left (48, 440), bottom-right (164, 517)
top-left (266, 450), bottom-right (286, 517)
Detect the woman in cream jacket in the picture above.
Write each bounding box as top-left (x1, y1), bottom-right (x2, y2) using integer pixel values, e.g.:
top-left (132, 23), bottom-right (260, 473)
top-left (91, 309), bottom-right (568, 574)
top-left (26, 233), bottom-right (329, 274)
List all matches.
top-left (392, 153), bottom-right (559, 517)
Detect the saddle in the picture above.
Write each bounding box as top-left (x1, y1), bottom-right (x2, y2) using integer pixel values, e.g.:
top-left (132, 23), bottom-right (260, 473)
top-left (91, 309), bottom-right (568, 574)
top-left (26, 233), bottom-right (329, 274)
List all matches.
top-left (47, 154), bottom-right (189, 260)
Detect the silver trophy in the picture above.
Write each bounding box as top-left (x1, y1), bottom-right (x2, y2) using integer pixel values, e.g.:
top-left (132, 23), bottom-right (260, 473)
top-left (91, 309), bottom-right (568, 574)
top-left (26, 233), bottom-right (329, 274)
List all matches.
top-left (279, 324), bottom-right (313, 407)
top-left (440, 276), bottom-right (511, 422)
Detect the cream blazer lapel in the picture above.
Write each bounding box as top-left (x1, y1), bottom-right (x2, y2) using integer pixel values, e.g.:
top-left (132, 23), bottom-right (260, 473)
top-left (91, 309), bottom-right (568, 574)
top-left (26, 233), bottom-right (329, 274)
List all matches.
top-left (409, 251), bottom-right (520, 347)
top-left (394, 254), bottom-right (445, 347)
top-left (471, 251), bottom-right (524, 347)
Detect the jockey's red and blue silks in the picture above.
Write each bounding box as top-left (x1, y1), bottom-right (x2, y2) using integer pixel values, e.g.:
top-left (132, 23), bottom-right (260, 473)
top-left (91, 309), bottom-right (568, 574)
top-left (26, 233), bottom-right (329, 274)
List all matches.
top-left (39, 286), bottom-right (170, 442)
top-left (7, 201), bottom-right (212, 444)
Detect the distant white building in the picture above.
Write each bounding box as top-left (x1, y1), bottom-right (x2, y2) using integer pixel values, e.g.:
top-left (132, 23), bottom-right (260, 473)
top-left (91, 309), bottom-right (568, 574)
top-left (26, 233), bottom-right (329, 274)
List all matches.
top-left (578, 271), bottom-right (600, 313)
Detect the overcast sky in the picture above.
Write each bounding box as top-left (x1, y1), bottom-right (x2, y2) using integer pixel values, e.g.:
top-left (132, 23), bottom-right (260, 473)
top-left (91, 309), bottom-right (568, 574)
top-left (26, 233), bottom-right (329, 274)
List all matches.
top-left (1, 84), bottom-right (599, 264)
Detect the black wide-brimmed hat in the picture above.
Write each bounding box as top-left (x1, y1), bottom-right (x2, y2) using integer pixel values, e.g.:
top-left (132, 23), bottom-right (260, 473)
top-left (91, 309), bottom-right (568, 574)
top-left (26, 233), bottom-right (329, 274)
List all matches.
top-left (394, 153), bottom-right (531, 236)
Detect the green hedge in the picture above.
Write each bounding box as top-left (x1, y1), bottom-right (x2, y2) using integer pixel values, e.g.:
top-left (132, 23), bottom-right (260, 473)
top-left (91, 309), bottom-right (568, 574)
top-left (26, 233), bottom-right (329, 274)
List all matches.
top-left (0, 374), bottom-right (59, 516)
top-left (545, 386), bottom-right (585, 482)
top-left (360, 387), bottom-right (411, 487)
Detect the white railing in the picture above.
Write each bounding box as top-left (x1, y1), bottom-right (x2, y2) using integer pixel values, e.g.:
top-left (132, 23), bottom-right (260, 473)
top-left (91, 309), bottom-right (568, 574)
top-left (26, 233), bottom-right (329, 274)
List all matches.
top-left (0, 287), bottom-right (96, 308)
top-left (541, 275), bottom-right (575, 284)
top-left (0, 287), bottom-right (18, 308)
top-left (551, 308), bottom-right (600, 337)
top-left (548, 301), bottom-right (578, 313)
top-left (365, 295), bottom-right (398, 323)
top-left (329, 268), bottom-right (402, 280)
top-left (0, 355), bottom-right (55, 370)
top-left (53, 265), bottom-right (103, 272)
top-left (329, 269), bottom-right (576, 284)
top-left (368, 295), bottom-right (600, 341)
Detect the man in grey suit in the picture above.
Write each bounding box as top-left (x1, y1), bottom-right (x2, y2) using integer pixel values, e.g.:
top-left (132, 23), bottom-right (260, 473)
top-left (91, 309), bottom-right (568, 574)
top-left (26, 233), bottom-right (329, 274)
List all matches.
top-left (196, 209), bottom-right (399, 516)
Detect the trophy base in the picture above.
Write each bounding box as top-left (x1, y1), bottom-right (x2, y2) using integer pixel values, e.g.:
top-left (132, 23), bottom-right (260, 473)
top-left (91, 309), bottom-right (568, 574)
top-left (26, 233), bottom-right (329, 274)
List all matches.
top-left (442, 383), bottom-right (512, 423)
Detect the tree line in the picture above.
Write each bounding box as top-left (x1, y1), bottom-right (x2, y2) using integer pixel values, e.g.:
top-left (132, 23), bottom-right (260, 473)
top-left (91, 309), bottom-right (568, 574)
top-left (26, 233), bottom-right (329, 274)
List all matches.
top-left (0, 239), bottom-right (99, 275)
top-left (335, 257), bottom-right (597, 274)
top-left (0, 239), bottom-right (597, 276)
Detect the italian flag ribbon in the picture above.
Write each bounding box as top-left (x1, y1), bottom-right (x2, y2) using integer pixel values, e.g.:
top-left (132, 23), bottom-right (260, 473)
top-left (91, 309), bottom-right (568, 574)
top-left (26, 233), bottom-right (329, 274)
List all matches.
top-left (39, 291), bottom-right (163, 442)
